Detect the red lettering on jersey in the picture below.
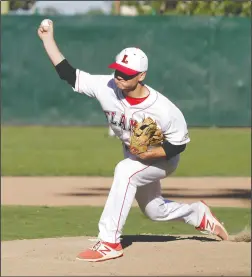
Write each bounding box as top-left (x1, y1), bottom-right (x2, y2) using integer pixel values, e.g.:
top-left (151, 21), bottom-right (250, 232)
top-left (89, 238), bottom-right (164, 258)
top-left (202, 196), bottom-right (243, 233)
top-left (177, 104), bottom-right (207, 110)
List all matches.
top-left (119, 114), bottom-right (126, 130)
top-left (111, 111), bottom-right (117, 125)
top-left (129, 119), bottom-right (137, 131)
top-left (121, 55), bottom-right (128, 64)
top-left (104, 111), bottom-right (110, 121)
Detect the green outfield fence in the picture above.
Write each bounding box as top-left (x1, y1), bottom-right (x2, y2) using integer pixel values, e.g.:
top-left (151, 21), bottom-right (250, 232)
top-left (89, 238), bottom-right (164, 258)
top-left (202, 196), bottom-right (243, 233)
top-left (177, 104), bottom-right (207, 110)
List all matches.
top-left (1, 15), bottom-right (251, 126)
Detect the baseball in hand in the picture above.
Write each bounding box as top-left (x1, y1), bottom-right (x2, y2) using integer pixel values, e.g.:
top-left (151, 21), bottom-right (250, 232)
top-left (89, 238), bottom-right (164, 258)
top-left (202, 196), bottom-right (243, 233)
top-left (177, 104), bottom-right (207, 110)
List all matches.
top-left (40, 19), bottom-right (52, 31)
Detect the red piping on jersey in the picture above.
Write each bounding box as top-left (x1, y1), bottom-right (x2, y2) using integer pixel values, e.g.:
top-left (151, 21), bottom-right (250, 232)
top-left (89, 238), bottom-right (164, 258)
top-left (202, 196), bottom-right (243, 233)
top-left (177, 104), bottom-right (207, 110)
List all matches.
top-left (114, 165), bottom-right (150, 243)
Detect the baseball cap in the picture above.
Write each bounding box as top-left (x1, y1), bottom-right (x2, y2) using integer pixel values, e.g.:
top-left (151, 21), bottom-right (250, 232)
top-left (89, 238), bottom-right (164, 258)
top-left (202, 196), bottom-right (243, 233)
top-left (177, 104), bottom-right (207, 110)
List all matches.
top-left (108, 47), bottom-right (148, 76)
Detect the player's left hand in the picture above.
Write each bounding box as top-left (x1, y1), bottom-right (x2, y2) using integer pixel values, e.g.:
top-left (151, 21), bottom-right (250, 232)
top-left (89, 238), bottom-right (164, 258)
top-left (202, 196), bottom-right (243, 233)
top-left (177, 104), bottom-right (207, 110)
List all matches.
top-left (136, 146), bottom-right (167, 161)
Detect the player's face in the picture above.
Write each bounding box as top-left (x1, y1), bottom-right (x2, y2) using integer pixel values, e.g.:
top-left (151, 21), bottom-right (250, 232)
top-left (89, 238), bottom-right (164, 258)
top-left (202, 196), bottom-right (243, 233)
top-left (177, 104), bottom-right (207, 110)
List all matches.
top-left (114, 70), bottom-right (146, 91)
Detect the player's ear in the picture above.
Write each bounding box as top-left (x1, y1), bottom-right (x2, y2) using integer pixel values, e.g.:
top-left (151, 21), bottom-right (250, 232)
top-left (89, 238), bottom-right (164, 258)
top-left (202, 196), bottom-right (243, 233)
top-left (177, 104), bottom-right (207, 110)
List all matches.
top-left (138, 72), bottom-right (146, 82)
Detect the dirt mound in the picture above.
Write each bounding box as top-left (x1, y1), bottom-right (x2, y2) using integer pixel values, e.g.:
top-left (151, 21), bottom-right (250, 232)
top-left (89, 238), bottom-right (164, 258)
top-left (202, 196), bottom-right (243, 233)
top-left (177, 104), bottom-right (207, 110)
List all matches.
top-left (2, 235), bottom-right (250, 276)
top-left (1, 177), bottom-right (251, 207)
top-left (2, 176), bottom-right (251, 276)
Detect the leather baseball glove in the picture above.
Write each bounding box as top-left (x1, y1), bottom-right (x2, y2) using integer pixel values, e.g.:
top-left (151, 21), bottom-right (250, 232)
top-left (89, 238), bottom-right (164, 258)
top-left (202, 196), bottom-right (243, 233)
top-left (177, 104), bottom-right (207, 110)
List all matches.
top-left (129, 117), bottom-right (164, 155)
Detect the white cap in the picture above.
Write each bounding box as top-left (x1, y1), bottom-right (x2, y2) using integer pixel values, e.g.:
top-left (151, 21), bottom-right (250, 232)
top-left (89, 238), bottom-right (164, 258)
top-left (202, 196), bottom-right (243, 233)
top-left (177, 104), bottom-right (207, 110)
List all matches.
top-left (108, 47), bottom-right (148, 75)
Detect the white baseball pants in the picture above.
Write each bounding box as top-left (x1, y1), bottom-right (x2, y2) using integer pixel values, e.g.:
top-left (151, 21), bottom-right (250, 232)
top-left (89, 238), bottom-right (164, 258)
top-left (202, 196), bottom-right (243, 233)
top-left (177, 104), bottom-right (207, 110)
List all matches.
top-left (98, 149), bottom-right (205, 243)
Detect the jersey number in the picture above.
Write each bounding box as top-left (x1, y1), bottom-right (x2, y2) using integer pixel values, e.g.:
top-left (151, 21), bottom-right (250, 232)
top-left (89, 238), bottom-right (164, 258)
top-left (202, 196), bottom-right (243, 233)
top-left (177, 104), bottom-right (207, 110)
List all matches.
top-left (121, 55), bottom-right (128, 64)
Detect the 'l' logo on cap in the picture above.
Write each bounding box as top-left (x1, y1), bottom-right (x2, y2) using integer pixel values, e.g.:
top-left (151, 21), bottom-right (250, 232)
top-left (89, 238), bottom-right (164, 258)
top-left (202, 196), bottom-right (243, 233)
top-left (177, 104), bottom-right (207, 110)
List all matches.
top-left (121, 55), bottom-right (128, 64)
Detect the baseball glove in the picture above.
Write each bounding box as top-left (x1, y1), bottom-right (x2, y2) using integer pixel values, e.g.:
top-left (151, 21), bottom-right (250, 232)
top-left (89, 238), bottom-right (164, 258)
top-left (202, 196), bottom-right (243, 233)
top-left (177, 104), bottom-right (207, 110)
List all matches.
top-left (129, 117), bottom-right (164, 155)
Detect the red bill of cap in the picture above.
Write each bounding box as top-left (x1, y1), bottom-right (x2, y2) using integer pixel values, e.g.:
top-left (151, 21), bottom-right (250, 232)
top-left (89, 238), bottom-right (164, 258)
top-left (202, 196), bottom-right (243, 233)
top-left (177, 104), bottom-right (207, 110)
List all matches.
top-left (108, 62), bottom-right (139, 76)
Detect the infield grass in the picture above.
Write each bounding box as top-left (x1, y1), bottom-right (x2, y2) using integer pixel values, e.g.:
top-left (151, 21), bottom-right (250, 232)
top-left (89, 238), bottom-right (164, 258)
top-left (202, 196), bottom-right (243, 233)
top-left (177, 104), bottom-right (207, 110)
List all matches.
top-left (1, 126), bottom-right (250, 176)
top-left (1, 206), bottom-right (251, 241)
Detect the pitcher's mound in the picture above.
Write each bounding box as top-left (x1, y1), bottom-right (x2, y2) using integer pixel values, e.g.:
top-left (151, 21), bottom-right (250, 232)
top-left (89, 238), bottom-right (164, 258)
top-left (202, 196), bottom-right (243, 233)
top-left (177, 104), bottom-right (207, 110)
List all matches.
top-left (2, 235), bottom-right (251, 276)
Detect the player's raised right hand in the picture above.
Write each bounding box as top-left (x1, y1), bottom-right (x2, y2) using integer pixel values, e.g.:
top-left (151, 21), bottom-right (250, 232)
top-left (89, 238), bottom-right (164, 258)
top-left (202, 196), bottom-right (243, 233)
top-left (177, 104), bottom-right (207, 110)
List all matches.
top-left (37, 19), bottom-right (54, 42)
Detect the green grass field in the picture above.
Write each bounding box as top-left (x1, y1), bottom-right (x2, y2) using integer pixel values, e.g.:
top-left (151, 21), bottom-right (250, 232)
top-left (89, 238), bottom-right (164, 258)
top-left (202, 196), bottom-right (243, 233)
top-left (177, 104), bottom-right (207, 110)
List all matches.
top-left (1, 127), bottom-right (250, 242)
top-left (1, 206), bottom-right (250, 241)
top-left (1, 126), bottom-right (250, 176)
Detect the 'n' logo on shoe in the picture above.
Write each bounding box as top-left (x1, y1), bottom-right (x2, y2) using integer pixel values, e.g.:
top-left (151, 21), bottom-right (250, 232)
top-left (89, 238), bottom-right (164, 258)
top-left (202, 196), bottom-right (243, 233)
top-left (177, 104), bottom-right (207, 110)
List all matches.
top-left (206, 219), bottom-right (215, 231)
top-left (99, 245), bottom-right (111, 255)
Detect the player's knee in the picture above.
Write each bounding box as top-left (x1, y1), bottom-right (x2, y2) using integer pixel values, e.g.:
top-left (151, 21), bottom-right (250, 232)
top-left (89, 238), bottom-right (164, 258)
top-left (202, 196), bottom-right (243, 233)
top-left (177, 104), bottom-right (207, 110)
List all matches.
top-left (144, 206), bottom-right (159, 221)
top-left (144, 202), bottom-right (161, 221)
top-left (114, 159), bottom-right (139, 182)
top-left (144, 200), bottom-right (168, 221)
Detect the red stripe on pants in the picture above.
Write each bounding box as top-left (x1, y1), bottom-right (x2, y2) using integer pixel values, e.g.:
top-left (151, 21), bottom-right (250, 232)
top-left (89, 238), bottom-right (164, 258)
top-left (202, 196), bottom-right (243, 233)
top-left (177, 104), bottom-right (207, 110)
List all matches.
top-left (114, 165), bottom-right (150, 242)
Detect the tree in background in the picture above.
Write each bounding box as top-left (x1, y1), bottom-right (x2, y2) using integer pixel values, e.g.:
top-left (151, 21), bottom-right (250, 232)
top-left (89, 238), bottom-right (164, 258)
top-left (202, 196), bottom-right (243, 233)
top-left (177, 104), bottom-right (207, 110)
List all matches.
top-left (175, 0), bottom-right (251, 16)
top-left (9, 0), bottom-right (36, 11)
top-left (42, 6), bottom-right (61, 16)
top-left (85, 8), bottom-right (106, 15)
top-left (120, 0), bottom-right (251, 16)
top-left (7, 0), bottom-right (251, 17)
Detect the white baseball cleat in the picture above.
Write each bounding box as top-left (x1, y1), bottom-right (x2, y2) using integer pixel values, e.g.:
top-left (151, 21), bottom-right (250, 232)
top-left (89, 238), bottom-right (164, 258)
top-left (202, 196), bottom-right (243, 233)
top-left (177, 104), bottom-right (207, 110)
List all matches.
top-left (76, 240), bottom-right (123, 262)
top-left (196, 200), bottom-right (229, 240)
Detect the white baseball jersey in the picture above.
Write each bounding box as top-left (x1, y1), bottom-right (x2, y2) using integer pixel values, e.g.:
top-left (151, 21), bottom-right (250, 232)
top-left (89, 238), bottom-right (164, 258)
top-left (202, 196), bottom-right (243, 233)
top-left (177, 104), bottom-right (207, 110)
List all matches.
top-left (73, 69), bottom-right (190, 148)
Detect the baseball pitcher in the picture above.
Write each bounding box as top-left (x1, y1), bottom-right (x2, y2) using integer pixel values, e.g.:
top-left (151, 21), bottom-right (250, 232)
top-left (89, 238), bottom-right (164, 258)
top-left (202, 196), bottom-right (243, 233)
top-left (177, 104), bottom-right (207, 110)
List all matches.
top-left (38, 19), bottom-right (229, 262)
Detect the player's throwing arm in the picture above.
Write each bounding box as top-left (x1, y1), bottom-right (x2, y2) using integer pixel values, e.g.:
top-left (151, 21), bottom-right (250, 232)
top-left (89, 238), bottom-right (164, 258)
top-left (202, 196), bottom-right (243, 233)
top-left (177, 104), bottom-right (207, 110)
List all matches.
top-left (38, 19), bottom-right (65, 66)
